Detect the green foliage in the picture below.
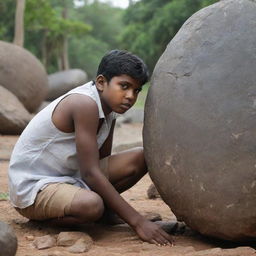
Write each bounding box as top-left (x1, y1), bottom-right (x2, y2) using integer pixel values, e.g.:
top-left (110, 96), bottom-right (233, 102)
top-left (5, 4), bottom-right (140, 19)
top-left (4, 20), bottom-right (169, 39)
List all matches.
top-left (23, 0), bottom-right (91, 73)
top-left (25, 0), bottom-right (91, 36)
top-left (69, 35), bottom-right (109, 79)
top-left (120, 0), bottom-right (219, 72)
top-left (0, 0), bottom-right (219, 79)
top-left (69, 1), bottom-right (124, 78)
top-left (0, 192), bottom-right (9, 201)
top-left (0, 0), bottom-right (15, 41)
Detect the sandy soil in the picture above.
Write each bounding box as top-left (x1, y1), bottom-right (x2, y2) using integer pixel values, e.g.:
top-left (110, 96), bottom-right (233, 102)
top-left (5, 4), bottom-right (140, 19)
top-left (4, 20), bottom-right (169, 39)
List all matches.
top-left (0, 123), bottom-right (255, 256)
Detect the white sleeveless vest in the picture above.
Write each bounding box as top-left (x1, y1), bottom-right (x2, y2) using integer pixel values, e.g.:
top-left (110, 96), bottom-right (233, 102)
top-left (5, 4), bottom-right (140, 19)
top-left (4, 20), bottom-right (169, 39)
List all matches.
top-left (9, 81), bottom-right (116, 208)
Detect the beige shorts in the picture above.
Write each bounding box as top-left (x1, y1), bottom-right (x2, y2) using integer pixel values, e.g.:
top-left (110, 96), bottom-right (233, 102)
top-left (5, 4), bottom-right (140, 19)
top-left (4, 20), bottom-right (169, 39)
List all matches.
top-left (16, 157), bottom-right (109, 220)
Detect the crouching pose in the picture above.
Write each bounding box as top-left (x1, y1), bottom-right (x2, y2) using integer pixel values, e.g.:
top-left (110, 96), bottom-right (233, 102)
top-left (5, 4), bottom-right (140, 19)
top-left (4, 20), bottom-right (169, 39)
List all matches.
top-left (9, 50), bottom-right (173, 246)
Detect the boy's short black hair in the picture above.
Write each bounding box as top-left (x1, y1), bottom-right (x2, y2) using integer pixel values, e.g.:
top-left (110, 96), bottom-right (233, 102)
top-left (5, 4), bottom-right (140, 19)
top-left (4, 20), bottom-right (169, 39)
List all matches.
top-left (97, 49), bottom-right (149, 85)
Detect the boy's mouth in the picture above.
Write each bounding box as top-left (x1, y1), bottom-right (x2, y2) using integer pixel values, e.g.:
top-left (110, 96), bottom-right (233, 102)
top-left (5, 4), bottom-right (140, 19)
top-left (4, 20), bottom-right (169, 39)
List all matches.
top-left (120, 103), bottom-right (131, 110)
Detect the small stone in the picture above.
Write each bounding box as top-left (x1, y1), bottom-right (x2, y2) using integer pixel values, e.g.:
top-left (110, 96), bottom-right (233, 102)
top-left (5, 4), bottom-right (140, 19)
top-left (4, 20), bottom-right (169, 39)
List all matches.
top-left (67, 237), bottom-right (93, 253)
top-left (57, 231), bottom-right (93, 247)
top-left (154, 221), bottom-right (185, 234)
top-left (33, 235), bottom-right (56, 250)
top-left (147, 183), bottom-right (161, 199)
top-left (144, 212), bottom-right (162, 222)
top-left (25, 235), bottom-right (35, 241)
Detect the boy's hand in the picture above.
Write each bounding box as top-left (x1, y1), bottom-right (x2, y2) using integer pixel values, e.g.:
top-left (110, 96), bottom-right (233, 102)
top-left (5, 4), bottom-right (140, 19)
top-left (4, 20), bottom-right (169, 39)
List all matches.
top-left (134, 217), bottom-right (174, 246)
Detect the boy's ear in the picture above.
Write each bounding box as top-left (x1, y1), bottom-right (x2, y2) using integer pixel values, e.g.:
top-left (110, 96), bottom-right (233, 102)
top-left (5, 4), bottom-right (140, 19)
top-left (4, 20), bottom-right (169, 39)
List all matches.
top-left (95, 75), bottom-right (106, 92)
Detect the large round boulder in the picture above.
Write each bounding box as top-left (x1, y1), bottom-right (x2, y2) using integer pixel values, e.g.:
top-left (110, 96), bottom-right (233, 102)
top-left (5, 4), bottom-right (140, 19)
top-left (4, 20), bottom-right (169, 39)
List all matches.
top-left (46, 69), bottom-right (87, 101)
top-left (0, 41), bottom-right (48, 113)
top-left (0, 221), bottom-right (17, 256)
top-left (0, 85), bottom-right (31, 134)
top-left (143, 0), bottom-right (256, 242)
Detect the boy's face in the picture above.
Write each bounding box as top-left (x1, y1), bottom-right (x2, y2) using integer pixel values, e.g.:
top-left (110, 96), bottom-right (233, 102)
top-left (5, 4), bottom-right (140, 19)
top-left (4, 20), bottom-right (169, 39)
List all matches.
top-left (96, 74), bottom-right (142, 114)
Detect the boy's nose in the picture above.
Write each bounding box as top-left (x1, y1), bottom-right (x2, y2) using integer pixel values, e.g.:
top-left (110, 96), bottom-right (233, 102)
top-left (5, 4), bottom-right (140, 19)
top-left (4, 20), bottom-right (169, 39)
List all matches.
top-left (126, 90), bottom-right (135, 100)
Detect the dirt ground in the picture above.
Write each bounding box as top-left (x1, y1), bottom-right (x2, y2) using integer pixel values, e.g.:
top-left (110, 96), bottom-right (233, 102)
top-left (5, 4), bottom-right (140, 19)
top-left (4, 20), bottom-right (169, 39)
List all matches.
top-left (0, 123), bottom-right (255, 256)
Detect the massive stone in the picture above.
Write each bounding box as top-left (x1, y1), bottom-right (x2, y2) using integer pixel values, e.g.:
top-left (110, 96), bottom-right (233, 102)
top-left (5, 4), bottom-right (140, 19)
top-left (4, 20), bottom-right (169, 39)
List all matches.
top-left (0, 41), bottom-right (48, 113)
top-left (46, 69), bottom-right (87, 101)
top-left (0, 221), bottom-right (17, 256)
top-left (143, 0), bottom-right (256, 242)
top-left (0, 85), bottom-right (31, 135)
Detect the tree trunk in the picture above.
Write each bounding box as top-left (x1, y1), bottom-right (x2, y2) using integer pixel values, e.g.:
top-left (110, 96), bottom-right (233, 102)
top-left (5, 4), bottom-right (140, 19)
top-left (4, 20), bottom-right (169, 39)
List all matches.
top-left (60, 1), bottom-right (69, 70)
top-left (13, 0), bottom-right (26, 47)
top-left (41, 30), bottom-right (48, 67)
top-left (61, 35), bottom-right (69, 70)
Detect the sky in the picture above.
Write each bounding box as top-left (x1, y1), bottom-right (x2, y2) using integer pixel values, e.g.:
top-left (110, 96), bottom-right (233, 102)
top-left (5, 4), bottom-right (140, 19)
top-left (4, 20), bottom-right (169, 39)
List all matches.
top-left (74, 0), bottom-right (139, 9)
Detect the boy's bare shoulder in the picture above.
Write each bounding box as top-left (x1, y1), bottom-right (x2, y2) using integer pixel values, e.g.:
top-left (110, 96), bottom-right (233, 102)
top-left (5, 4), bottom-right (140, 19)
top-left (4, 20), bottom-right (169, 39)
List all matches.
top-left (52, 94), bottom-right (99, 133)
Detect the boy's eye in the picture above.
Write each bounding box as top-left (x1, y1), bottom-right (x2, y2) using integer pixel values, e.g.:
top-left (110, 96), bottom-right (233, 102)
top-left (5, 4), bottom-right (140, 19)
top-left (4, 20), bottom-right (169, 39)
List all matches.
top-left (120, 84), bottom-right (129, 89)
top-left (135, 88), bottom-right (142, 94)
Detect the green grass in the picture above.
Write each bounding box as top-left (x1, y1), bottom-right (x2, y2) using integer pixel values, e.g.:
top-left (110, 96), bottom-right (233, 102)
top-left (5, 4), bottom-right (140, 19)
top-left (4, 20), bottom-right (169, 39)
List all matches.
top-left (134, 83), bottom-right (149, 109)
top-left (0, 192), bottom-right (9, 201)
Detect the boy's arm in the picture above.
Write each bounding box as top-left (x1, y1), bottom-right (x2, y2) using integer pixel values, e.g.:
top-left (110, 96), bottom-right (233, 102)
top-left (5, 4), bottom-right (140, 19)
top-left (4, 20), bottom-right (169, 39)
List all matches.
top-left (72, 96), bottom-right (172, 245)
top-left (99, 120), bottom-right (116, 159)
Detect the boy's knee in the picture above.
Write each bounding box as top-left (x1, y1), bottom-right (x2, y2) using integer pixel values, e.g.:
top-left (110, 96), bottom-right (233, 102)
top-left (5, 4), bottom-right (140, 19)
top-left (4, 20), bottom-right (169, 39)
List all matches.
top-left (71, 191), bottom-right (104, 222)
top-left (130, 147), bottom-right (147, 176)
top-left (135, 147), bottom-right (146, 166)
top-left (87, 193), bottom-right (104, 221)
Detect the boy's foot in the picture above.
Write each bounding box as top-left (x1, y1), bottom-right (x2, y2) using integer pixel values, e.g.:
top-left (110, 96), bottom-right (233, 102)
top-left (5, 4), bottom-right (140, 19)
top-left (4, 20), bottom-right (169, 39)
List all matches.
top-left (97, 211), bottom-right (163, 226)
top-left (96, 210), bottom-right (125, 225)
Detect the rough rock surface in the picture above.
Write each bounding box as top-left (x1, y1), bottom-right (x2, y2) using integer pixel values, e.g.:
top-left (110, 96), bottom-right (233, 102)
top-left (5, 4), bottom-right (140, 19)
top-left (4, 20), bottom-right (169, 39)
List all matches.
top-left (0, 41), bottom-right (48, 113)
top-left (0, 85), bottom-right (31, 135)
top-left (47, 69), bottom-right (87, 101)
top-left (0, 221), bottom-right (17, 256)
top-left (144, 0), bottom-right (256, 242)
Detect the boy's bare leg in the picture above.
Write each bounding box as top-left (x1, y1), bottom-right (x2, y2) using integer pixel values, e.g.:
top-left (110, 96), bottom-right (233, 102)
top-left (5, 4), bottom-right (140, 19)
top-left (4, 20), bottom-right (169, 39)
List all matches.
top-left (107, 147), bottom-right (147, 193)
top-left (94, 147), bottom-right (147, 225)
top-left (47, 189), bottom-right (105, 227)
top-left (46, 147), bottom-right (147, 227)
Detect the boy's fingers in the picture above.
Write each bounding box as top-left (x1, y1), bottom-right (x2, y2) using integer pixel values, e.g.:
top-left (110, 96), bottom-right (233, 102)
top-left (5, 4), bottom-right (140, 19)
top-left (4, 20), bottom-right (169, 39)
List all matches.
top-left (153, 232), bottom-right (171, 246)
top-left (150, 239), bottom-right (158, 245)
top-left (159, 229), bottom-right (174, 244)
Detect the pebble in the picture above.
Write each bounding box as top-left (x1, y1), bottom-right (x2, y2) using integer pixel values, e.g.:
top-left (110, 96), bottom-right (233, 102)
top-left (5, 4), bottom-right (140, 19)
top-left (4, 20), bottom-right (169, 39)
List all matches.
top-left (143, 212), bottom-right (162, 222)
top-left (57, 231), bottom-right (92, 247)
top-left (25, 235), bottom-right (35, 241)
top-left (147, 183), bottom-right (161, 199)
top-left (33, 235), bottom-right (56, 250)
top-left (68, 237), bottom-right (92, 253)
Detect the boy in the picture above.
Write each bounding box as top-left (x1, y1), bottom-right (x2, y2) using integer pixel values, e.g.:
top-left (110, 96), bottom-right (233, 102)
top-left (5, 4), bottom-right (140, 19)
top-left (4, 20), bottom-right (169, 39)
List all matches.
top-left (9, 50), bottom-right (173, 246)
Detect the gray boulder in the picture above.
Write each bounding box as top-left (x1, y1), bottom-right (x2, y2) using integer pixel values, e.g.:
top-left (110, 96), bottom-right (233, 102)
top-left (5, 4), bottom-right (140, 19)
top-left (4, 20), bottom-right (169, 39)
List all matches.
top-left (0, 85), bottom-right (31, 135)
top-left (144, 0), bottom-right (256, 242)
top-left (0, 41), bottom-right (48, 113)
top-left (0, 221), bottom-right (17, 256)
top-left (47, 69), bottom-right (87, 101)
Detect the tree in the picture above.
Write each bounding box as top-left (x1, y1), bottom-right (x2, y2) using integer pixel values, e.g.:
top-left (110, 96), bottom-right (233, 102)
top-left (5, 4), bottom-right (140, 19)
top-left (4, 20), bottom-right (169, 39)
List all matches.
top-left (69, 1), bottom-right (124, 78)
top-left (0, 0), bottom-right (16, 42)
top-left (60, 0), bottom-right (69, 70)
top-left (24, 0), bottom-right (91, 73)
top-left (13, 0), bottom-right (26, 46)
top-left (120, 0), bottom-right (219, 72)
